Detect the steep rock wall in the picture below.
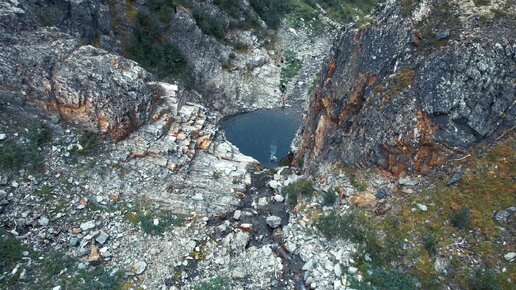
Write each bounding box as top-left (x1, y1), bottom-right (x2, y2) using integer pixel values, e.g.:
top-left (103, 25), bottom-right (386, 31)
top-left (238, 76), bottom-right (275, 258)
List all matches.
top-left (298, 0), bottom-right (515, 175)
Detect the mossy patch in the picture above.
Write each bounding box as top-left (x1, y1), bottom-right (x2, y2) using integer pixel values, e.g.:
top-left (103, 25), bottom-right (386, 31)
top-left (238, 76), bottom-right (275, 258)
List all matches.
top-left (125, 208), bottom-right (183, 235)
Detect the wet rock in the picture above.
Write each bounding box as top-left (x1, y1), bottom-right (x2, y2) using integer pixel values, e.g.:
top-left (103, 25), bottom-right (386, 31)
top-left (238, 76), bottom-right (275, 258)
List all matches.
top-left (266, 216), bottom-right (282, 229)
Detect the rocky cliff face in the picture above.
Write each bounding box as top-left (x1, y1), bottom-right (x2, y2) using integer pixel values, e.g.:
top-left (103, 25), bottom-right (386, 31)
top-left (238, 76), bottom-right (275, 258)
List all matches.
top-left (298, 0), bottom-right (515, 175)
top-left (1, 0), bottom-right (156, 140)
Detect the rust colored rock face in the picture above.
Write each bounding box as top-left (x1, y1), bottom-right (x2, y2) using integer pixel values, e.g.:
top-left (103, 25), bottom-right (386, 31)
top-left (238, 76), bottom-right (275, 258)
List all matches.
top-left (298, 1), bottom-right (515, 175)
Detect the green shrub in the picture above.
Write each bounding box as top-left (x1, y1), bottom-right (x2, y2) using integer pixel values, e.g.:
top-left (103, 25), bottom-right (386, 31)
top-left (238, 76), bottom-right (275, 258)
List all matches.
top-left (422, 233), bottom-right (437, 255)
top-left (280, 50), bottom-right (302, 89)
top-left (214, 0), bottom-right (242, 18)
top-left (468, 267), bottom-right (502, 290)
top-left (34, 6), bottom-right (61, 26)
top-left (367, 267), bottom-right (418, 290)
top-left (194, 276), bottom-right (230, 290)
top-left (451, 207), bottom-right (470, 230)
top-left (473, 0), bottom-right (490, 6)
top-left (127, 11), bottom-right (187, 78)
top-left (349, 174), bottom-right (367, 191)
top-left (249, 0), bottom-right (293, 29)
top-left (192, 6), bottom-right (226, 40)
top-left (0, 142), bottom-right (23, 171)
top-left (0, 228), bottom-right (24, 272)
top-left (147, 0), bottom-right (176, 23)
top-left (283, 179), bottom-right (314, 208)
top-left (28, 125), bottom-right (53, 147)
top-left (323, 189), bottom-right (337, 206)
top-left (126, 210), bottom-right (183, 235)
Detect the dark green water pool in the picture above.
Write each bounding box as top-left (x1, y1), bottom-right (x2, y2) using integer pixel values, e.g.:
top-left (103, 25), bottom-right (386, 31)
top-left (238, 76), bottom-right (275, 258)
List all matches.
top-left (221, 108), bottom-right (302, 167)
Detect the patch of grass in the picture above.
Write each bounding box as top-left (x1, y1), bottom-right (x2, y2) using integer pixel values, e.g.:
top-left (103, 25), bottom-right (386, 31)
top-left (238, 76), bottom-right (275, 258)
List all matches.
top-left (365, 140), bottom-right (516, 288)
top-left (36, 185), bottom-right (54, 200)
top-left (194, 276), bottom-right (230, 290)
top-left (280, 50), bottom-right (302, 90)
top-left (323, 189), bottom-right (337, 206)
top-left (422, 232), bottom-right (437, 255)
top-left (34, 5), bottom-right (61, 26)
top-left (249, 0), bottom-right (293, 29)
top-left (125, 209), bottom-right (183, 235)
top-left (126, 11), bottom-right (187, 78)
top-left (349, 174), bottom-right (367, 191)
top-left (147, 0), bottom-right (175, 23)
top-left (399, 0), bottom-right (417, 17)
top-left (192, 6), bottom-right (226, 40)
top-left (315, 0), bottom-right (378, 24)
top-left (473, 0), bottom-right (490, 6)
top-left (366, 267), bottom-right (418, 290)
top-left (214, 0), bottom-right (242, 18)
top-left (212, 171), bottom-right (222, 180)
top-left (451, 207), bottom-right (471, 230)
top-left (0, 141), bottom-right (24, 171)
top-left (468, 267), bottom-right (503, 290)
top-left (28, 125), bottom-right (53, 147)
top-left (0, 228), bottom-right (24, 272)
top-left (283, 179), bottom-right (314, 208)
top-left (373, 67), bottom-right (415, 102)
top-left (73, 130), bottom-right (101, 156)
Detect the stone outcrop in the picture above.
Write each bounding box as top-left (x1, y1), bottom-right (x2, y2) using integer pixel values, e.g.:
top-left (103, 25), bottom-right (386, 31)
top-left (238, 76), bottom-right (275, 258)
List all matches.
top-left (0, 0), bottom-right (155, 140)
top-left (298, 0), bottom-right (515, 175)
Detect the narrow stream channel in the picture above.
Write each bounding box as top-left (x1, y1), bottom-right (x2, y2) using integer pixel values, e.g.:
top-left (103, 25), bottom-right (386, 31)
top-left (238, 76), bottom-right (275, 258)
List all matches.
top-left (221, 107), bottom-right (302, 167)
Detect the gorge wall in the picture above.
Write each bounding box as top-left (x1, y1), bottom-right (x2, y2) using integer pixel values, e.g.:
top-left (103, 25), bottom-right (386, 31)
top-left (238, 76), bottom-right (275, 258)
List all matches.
top-left (298, 0), bottom-right (515, 175)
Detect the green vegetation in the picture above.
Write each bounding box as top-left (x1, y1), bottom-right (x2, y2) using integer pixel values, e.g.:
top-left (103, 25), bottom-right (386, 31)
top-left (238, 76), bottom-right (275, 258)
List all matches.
top-left (34, 5), bottom-right (61, 27)
top-left (0, 141), bottom-right (24, 171)
top-left (0, 228), bottom-right (24, 273)
top-left (192, 6), bottom-right (226, 40)
top-left (280, 50), bottom-right (302, 89)
top-left (1, 228), bottom-right (123, 289)
top-left (147, 0), bottom-right (176, 23)
top-left (212, 171), bottom-right (222, 180)
top-left (468, 267), bottom-right (503, 290)
top-left (451, 207), bottom-right (471, 230)
top-left (320, 140), bottom-right (516, 289)
top-left (473, 0), bottom-right (491, 6)
top-left (214, 0), bottom-right (242, 18)
top-left (0, 125), bottom-right (53, 172)
top-left (304, 0), bottom-right (378, 24)
top-left (249, 0), bottom-right (292, 29)
top-left (349, 173), bottom-right (367, 191)
top-left (283, 179), bottom-right (314, 208)
top-left (125, 208), bottom-right (183, 235)
top-left (193, 276), bottom-right (230, 290)
top-left (323, 189), bottom-right (337, 206)
top-left (127, 11), bottom-right (187, 78)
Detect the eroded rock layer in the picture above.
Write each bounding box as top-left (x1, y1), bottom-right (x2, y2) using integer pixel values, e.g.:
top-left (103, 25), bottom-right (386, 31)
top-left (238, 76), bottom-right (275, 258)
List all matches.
top-left (299, 0), bottom-right (515, 175)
